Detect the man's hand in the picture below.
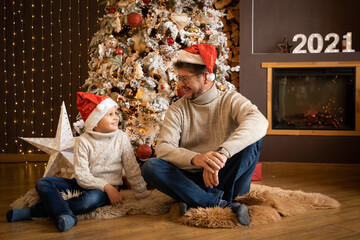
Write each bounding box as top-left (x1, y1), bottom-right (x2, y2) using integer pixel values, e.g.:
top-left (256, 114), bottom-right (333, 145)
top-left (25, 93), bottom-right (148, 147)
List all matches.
top-left (191, 151), bottom-right (227, 173)
top-left (104, 184), bottom-right (122, 205)
top-left (203, 169), bottom-right (219, 188)
top-left (191, 151), bottom-right (227, 188)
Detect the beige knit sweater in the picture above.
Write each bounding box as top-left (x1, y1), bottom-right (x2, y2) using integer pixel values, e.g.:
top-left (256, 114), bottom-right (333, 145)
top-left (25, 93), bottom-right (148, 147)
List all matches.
top-left (155, 84), bottom-right (269, 171)
top-left (74, 129), bottom-right (148, 199)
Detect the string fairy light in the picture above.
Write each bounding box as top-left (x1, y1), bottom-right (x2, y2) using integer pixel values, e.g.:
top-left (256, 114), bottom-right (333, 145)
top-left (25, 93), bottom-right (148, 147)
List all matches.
top-left (59, 0), bottom-right (63, 100)
top-left (68, 0), bottom-right (72, 118)
top-left (41, 0), bottom-right (45, 137)
top-left (19, 0), bottom-right (27, 153)
top-left (77, 0), bottom-right (82, 99)
top-left (30, 0), bottom-right (35, 139)
top-left (97, 0), bottom-right (100, 19)
top-left (86, 0), bottom-right (90, 44)
top-left (12, 0), bottom-right (19, 152)
top-left (3, 1), bottom-right (8, 152)
top-left (50, 0), bottom-right (54, 133)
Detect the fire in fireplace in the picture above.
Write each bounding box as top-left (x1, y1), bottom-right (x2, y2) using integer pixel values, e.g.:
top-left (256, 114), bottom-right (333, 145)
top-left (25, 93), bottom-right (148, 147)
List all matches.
top-left (272, 67), bottom-right (355, 130)
top-left (262, 62), bottom-right (360, 136)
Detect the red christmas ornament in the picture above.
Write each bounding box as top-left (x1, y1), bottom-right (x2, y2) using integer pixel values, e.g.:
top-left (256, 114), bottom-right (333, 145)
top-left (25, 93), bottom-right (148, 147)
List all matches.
top-left (127, 13), bottom-right (143, 28)
top-left (143, 0), bottom-right (151, 3)
top-left (177, 88), bottom-right (186, 98)
top-left (136, 144), bottom-right (152, 160)
top-left (167, 38), bottom-right (174, 46)
top-left (115, 48), bottom-right (124, 55)
top-left (108, 8), bottom-right (116, 13)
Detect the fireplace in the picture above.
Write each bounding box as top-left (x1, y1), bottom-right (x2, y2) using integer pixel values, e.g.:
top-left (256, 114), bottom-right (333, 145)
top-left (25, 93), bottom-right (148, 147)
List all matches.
top-left (262, 62), bottom-right (360, 136)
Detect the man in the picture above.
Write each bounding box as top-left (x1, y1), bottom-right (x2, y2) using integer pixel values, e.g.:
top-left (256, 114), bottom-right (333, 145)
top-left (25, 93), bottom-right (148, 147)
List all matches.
top-left (141, 43), bottom-right (268, 226)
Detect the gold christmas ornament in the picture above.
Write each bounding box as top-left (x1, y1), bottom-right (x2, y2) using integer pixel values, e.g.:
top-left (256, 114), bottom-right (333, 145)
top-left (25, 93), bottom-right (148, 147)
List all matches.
top-left (190, 27), bottom-right (200, 33)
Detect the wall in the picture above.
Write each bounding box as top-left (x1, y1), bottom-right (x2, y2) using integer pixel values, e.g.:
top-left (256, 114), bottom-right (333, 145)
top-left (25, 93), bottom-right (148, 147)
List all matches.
top-left (239, 0), bottom-right (360, 163)
top-left (0, 1), bottom-right (103, 154)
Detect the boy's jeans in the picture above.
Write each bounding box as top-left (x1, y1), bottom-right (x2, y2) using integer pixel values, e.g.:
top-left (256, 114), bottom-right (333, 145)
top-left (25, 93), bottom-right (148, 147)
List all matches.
top-left (29, 177), bottom-right (110, 223)
top-left (141, 139), bottom-right (263, 208)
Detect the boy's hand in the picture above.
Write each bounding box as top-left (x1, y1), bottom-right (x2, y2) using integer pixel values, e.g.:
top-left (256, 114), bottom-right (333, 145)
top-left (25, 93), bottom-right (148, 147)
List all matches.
top-left (104, 184), bottom-right (122, 205)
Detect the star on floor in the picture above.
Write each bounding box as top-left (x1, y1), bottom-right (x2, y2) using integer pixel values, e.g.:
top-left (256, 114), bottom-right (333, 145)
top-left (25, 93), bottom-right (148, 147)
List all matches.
top-left (20, 102), bottom-right (77, 177)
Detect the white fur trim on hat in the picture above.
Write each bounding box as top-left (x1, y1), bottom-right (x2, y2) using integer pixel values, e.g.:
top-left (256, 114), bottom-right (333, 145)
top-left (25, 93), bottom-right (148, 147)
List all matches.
top-left (177, 50), bottom-right (205, 65)
top-left (84, 98), bottom-right (118, 131)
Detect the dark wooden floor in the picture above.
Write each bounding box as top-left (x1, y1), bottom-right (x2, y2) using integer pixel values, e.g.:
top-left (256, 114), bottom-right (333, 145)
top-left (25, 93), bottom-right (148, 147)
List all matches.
top-left (0, 161), bottom-right (359, 240)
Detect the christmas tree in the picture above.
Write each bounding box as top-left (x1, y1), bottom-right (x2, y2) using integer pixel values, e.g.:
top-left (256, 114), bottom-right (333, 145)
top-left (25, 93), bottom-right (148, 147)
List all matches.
top-left (75, 0), bottom-right (239, 159)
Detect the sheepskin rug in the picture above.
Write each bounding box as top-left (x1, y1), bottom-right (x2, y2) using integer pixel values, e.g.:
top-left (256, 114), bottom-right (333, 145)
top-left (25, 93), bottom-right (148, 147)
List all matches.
top-left (10, 184), bottom-right (340, 228)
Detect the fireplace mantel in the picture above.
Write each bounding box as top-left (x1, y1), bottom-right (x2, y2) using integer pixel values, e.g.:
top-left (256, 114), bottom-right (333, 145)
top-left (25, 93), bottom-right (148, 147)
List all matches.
top-left (262, 61), bottom-right (360, 136)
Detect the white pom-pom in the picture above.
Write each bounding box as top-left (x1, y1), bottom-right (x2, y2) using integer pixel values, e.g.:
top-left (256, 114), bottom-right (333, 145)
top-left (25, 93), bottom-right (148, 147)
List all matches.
top-left (206, 73), bottom-right (215, 81)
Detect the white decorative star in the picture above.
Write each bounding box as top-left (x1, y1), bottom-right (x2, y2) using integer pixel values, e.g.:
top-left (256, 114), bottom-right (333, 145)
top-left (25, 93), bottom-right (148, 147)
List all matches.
top-left (20, 102), bottom-right (77, 177)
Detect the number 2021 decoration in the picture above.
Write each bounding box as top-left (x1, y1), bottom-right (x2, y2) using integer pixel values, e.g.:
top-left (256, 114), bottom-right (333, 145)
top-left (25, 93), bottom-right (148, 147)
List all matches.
top-left (292, 32), bottom-right (355, 54)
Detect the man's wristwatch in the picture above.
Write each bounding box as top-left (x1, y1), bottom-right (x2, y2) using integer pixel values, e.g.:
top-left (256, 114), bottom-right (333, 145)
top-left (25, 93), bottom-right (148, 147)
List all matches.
top-left (218, 148), bottom-right (230, 159)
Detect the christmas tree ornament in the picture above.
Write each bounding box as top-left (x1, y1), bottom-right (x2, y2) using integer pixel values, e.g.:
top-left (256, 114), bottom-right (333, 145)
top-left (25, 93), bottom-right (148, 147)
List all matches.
top-left (134, 62), bottom-right (144, 79)
top-left (190, 27), bottom-right (200, 33)
top-left (141, 43), bottom-right (147, 51)
top-left (127, 13), bottom-right (143, 28)
top-left (131, 32), bottom-right (144, 51)
top-left (136, 144), bottom-right (152, 160)
top-left (112, 17), bottom-right (122, 33)
top-left (143, 0), bottom-right (151, 3)
top-left (98, 43), bottom-right (106, 57)
top-left (105, 35), bottom-right (118, 49)
top-left (158, 78), bottom-right (171, 95)
top-left (115, 48), bottom-right (124, 55)
top-left (108, 8), bottom-right (116, 14)
top-left (136, 89), bottom-right (153, 106)
top-left (20, 102), bottom-right (76, 177)
top-left (110, 92), bottom-right (120, 102)
top-left (171, 12), bottom-right (188, 29)
top-left (177, 88), bottom-right (186, 98)
top-left (167, 38), bottom-right (174, 46)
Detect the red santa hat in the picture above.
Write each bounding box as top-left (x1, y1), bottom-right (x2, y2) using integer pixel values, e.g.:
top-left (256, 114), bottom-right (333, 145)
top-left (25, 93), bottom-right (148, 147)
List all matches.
top-left (177, 43), bottom-right (217, 81)
top-left (76, 92), bottom-right (118, 131)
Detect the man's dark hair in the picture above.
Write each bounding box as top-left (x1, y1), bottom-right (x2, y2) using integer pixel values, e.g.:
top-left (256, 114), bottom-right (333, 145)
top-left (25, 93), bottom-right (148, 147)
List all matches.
top-left (174, 62), bottom-right (217, 76)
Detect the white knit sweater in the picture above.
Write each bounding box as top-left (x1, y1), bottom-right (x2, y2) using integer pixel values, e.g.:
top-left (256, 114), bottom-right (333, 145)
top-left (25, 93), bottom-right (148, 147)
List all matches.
top-left (74, 129), bottom-right (148, 199)
top-left (155, 84), bottom-right (269, 171)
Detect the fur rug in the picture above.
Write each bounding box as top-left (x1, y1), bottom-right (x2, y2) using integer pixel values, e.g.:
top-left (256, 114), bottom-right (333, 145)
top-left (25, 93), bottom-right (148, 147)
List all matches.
top-left (10, 184), bottom-right (340, 228)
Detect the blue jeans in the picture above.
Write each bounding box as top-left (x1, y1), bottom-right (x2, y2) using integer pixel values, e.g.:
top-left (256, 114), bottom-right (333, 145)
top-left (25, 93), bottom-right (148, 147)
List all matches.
top-left (29, 177), bottom-right (110, 223)
top-left (141, 139), bottom-right (262, 208)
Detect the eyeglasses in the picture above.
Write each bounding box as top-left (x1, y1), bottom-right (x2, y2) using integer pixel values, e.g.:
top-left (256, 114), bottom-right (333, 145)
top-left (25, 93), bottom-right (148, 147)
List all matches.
top-left (177, 73), bottom-right (202, 84)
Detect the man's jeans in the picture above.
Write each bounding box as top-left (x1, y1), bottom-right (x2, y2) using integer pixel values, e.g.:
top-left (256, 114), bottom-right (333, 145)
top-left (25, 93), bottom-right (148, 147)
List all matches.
top-left (141, 139), bottom-right (262, 209)
top-left (29, 177), bottom-right (110, 223)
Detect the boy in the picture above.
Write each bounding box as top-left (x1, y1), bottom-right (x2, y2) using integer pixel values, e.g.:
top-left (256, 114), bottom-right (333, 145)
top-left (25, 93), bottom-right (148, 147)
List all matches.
top-left (6, 92), bottom-right (148, 232)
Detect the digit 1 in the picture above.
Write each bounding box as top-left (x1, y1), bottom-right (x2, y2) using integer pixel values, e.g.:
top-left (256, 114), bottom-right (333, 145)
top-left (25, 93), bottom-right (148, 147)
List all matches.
top-left (342, 32), bottom-right (355, 52)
